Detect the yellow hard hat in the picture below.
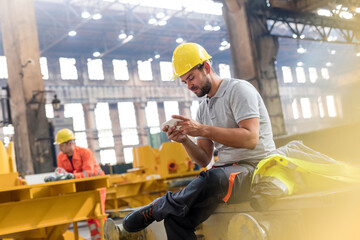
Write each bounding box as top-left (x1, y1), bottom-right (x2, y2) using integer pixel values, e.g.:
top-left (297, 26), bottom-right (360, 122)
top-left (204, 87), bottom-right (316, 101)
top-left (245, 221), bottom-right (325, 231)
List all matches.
top-left (172, 42), bottom-right (212, 79)
top-left (54, 128), bottom-right (75, 145)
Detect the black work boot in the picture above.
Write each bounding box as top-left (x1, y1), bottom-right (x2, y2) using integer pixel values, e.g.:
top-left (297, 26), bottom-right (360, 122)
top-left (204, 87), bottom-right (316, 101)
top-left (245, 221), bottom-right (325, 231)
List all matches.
top-left (122, 202), bottom-right (156, 232)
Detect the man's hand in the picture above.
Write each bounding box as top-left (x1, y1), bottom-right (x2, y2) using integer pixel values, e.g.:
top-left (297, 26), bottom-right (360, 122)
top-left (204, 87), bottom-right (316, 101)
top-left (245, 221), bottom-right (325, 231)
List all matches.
top-left (162, 121), bottom-right (187, 143)
top-left (171, 115), bottom-right (204, 137)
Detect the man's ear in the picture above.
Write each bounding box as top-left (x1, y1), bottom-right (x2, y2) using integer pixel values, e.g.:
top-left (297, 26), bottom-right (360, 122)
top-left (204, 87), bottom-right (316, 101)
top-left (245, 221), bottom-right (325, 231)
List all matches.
top-left (204, 61), bottom-right (211, 74)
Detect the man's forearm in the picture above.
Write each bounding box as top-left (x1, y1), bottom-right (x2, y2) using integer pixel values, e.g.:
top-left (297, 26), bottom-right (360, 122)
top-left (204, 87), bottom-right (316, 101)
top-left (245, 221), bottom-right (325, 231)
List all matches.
top-left (182, 137), bottom-right (211, 167)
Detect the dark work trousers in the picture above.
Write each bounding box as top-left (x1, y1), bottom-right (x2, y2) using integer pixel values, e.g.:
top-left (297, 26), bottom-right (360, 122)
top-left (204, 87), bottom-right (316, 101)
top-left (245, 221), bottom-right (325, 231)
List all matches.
top-left (151, 162), bottom-right (257, 240)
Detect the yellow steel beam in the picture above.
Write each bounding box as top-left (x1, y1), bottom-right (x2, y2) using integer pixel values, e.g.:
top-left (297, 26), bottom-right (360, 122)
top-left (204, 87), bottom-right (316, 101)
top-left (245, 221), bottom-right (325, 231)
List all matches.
top-left (0, 176), bottom-right (109, 239)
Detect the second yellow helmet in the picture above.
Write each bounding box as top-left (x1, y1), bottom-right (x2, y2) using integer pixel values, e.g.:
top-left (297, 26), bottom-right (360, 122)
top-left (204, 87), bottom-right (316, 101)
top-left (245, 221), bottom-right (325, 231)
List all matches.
top-left (54, 128), bottom-right (75, 145)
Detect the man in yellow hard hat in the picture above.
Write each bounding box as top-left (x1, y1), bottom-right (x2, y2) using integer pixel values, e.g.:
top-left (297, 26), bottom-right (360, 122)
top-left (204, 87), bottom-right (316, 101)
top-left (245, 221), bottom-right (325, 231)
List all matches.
top-left (120, 43), bottom-right (276, 239)
top-left (55, 128), bottom-right (106, 240)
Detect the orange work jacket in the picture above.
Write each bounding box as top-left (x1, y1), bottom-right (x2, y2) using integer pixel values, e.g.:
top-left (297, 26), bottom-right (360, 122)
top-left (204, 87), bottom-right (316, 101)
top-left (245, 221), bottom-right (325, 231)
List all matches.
top-left (57, 145), bottom-right (104, 179)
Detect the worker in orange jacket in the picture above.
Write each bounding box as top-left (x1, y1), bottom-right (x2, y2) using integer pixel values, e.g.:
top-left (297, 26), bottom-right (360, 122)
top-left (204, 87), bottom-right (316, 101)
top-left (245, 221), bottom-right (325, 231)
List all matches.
top-left (55, 128), bottom-right (106, 240)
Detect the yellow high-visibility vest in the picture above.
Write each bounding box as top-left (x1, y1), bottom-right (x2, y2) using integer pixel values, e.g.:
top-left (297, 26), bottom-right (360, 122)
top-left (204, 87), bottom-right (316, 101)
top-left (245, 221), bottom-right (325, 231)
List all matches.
top-left (252, 154), bottom-right (360, 196)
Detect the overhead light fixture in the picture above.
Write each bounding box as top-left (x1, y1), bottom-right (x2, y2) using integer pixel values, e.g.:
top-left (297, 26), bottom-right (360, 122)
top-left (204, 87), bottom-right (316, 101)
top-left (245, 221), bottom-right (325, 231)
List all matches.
top-left (356, 52), bottom-right (360, 57)
top-left (118, 31), bottom-right (127, 39)
top-left (81, 10), bottom-right (91, 19)
top-left (92, 13), bottom-right (102, 20)
top-left (148, 17), bottom-right (157, 25)
top-left (297, 62), bottom-right (304, 67)
top-left (221, 39), bottom-right (229, 46)
top-left (176, 37), bottom-right (183, 43)
top-left (326, 62), bottom-right (333, 67)
top-left (300, 34), bottom-right (305, 39)
top-left (148, 58), bottom-right (153, 62)
top-left (356, 8), bottom-right (360, 13)
top-left (292, 34), bottom-right (298, 39)
top-left (212, 25), bottom-right (220, 31)
top-left (317, 9), bottom-right (332, 17)
top-left (156, 12), bottom-right (165, 19)
top-left (68, 30), bottom-right (77, 37)
top-left (154, 53), bottom-right (160, 59)
top-left (204, 23), bottom-right (212, 31)
top-left (297, 46), bottom-right (306, 54)
top-left (330, 50), bottom-right (336, 54)
top-left (158, 20), bottom-right (167, 26)
top-left (93, 51), bottom-right (101, 57)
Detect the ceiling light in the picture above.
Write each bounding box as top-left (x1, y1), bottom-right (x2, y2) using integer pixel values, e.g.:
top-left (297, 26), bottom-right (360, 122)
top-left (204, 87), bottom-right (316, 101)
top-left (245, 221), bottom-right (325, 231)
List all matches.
top-left (327, 36), bottom-right (337, 42)
top-left (221, 39), bottom-right (228, 46)
top-left (176, 37), bottom-right (183, 43)
top-left (155, 54), bottom-right (160, 59)
top-left (339, 11), bottom-right (353, 19)
top-left (68, 30), bottom-right (77, 37)
top-left (148, 58), bottom-right (153, 62)
top-left (297, 62), bottom-right (304, 67)
top-left (356, 52), bottom-right (360, 57)
top-left (93, 51), bottom-right (101, 57)
top-left (212, 25), bottom-right (220, 31)
top-left (326, 62), bottom-right (333, 67)
top-left (297, 46), bottom-right (306, 54)
top-left (317, 9), bottom-right (332, 17)
top-left (330, 50), bottom-right (336, 54)
top-left (158, 20), bottom-right (167, 26)
top-left (118, 32), bottom-right (127, 39)
top-left (156, 12), bottom-right (165, 19)
top-left (356, 8), bottom-right (360, 13)
top-left (300, 34), bottom-right (305, 39)
top-left (148, 17), bottom-right (157, 25)
top-left (81, 11), bottom-right (91, 19)
top-left (92, 13), bottom-right (102, 20)
top-left (292, 34), bottom-right (298, 39)
top-left (204, 24), bottom-right (212, 31)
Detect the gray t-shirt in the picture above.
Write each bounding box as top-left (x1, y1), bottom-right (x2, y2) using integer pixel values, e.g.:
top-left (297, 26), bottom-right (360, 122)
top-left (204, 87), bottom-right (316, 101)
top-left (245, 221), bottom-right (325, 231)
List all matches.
top-left (196, 78), bottom-right (276, 166)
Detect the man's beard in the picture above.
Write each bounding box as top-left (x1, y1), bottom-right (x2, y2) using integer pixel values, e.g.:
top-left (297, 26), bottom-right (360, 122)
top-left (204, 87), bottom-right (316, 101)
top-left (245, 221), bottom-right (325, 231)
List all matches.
top-left (196, 76), bottom-right (212, 97)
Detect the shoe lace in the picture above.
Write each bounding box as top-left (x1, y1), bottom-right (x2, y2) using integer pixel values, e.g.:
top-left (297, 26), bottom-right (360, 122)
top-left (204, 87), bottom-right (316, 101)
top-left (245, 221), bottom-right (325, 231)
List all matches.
top-left (141, 208), bottom-right (153, 223)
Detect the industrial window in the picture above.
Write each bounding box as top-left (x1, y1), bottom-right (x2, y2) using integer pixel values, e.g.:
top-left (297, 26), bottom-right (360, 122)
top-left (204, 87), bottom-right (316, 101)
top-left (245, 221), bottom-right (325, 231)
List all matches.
top-left (2, 125), bottom-right (14, 146)
top-left (123, 147), bottom-right (134, 164)
top-left (300, 98), bottom-right (312, 119)
top-left (137, 60), bottom-right (153, 81)
top-left (281, 66), bottom-right (293, 83)
top-left (160, 61), bottom-right (173, 81)
top-left (45, 104), bottom-right (54, 118)
top-left (191, 101), bottom-right (200, 120)
top-left (292, 99), bottom-right (299, 119)
top-left (100, 149), bottom-right (117, 165)
top-left (308, 67), bottom-right (318, 83)
top-left (219, 63), bottom-right (231, 79)
top-left (145, 101), bottom-right (160, 134)
top-left (64, 103), bottom-right (88, 148)
top-left (87, 58), bottom-right (104, 80)
top-left (118, 102), bottom-right (139, 146)
top-left (40, 57), bottom-right (49, 80)
top-left (0, 56), bottom-right (8, 79)
top-left (164, 101), bottom-right (179, 121)
top-left (321, 68), bottom-right (330, 80)
top-left (113, 59), bottom-right (129, 80)
top-left (296, 67), bottom-right (306, 83)
top-left (326, 95), bottom-right (337, 117)
top-left (95, 102), bottom-right (115, 148)
top-left (59, 57), bottom-right (78, 80)
top-left (318, 97), bottom-right (325, 118)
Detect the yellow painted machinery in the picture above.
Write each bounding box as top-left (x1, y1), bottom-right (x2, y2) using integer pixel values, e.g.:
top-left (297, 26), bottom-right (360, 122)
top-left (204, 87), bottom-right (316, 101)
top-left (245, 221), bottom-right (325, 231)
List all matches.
top-left (105, 142), bottom-right (204, 213)
top-left (0, 140), bottom-right (110, 240)
top-left (0, 175), bottom-right (109, 240)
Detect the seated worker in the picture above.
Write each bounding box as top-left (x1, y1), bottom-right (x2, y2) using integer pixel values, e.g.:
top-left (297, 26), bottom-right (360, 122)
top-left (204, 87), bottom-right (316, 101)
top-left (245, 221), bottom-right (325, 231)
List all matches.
top-left (55, 128), bottom-right (106, 240)
top-left (121, 43), bottom-right (276, 239)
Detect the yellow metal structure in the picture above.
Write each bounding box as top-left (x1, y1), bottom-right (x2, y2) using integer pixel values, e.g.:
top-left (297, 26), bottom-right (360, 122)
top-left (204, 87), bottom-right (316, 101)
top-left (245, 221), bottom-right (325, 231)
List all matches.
top-left (106, 142), bottom-right (204, 213)
top-left (0, 141), bottom-right (15, 174)
top-left (0, 175), bottom-right (109, 240)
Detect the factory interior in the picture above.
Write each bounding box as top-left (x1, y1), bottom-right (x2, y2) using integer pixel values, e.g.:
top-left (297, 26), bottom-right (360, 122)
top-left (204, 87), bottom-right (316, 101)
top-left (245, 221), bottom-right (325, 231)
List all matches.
top-left (1, 0), bottom-right (360, 239)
